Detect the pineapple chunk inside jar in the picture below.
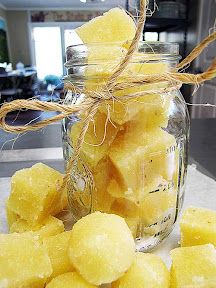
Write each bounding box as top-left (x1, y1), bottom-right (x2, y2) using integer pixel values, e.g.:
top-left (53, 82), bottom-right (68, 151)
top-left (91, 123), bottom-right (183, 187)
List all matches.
top-left (63, 8), bottom-right (188, 251)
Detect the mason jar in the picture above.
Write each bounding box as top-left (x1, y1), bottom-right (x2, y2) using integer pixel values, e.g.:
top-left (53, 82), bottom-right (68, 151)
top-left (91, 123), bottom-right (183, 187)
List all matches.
top-left (62, 42), bottom-right (189, 252)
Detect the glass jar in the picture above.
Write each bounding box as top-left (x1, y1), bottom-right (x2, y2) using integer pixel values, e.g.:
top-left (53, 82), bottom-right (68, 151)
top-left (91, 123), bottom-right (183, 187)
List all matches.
top-left (62, 42), bottom-right (190, 251)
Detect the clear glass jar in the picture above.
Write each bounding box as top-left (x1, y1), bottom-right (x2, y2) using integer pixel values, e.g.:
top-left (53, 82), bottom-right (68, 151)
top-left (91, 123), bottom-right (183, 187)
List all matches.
top-left (62, 42), bottom-right (190, 251)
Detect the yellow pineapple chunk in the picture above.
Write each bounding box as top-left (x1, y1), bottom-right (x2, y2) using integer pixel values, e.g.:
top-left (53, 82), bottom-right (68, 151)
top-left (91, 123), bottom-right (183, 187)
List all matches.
top-left (103, 61), bottom-right (171, 127)
top-left (10, 216), bottom-right (64, 239)
top-left (110, 197), bottom-right (139, 218)
top-left (6, 200), bottom-right (18, 227)
top-left (0, 232), bottom-right (52, 287)
top-left (139, 186), bottom-right (176, 235)
top-left (92, 158), bottom-right (114, 212)
top-left (113, 252), bottom-right (169, 288)
top-left (71, 111), bottom-right (118, 168)
top-left (125, 217), bottom-right (139, 238)
top-left (68, 212), bottom-right (135, 285)
top-left (86, 45), bottom-right (127, 81)
top-left (43, 231), bottom-right (74, 280)
top-left (76, 8), bottom-right (136, 44)
top-left (170, 244), bottom-right (216, 288)
top-left (108, 127), bottom-right (177, 202)
top-left (46, 272), bottom-right (97, 288)
top-left (7, 163), bottom-right (68, 224)
top-left (100, 95), bottom-right (171, 128)
top-left (180, 206), bottom-right (216, 247)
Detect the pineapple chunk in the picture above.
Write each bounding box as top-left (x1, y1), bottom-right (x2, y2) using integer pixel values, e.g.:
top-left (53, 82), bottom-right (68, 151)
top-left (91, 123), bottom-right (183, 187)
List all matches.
top-left (125, 217), bottom-right (139, 238)
top-left (7, 163), bottom-right (68, 224)
top-left (107, 176), bottom-right (164, 204)
top-left (76, 8), bottom-right (135, 92)
top-left (170, 244), bottom-right (216, 288)
top-left (76, 8), bottom-right (136, 44)
top-left (68, 212), bottom-right (135, 285)
top-left (113, 252), bottom-right (169, 288)
top-left (103, 61), bottom-right (171, 127)
top-left (139, 185), bottom-right (176, 228)
top-left (71, 111), bottom-right (118, 168)
top-left (0, 232), bottom-right (52, 287)
top-left (180, 206), bottom-right (216, 247)
top-left (6, 200), bottom-right (18, 227)
top-left (46, 272), bottom-right (97, 288)
top-left (100, 95), bottom-right (170, 128)
top-left (108, 127), bottom-right (177, 202)
top-left (10, 216), bottom-right (64, 239)
top-left (86, 45), bottom-right (127, 80)
top-left (110, 197), bottom-right (139, 218)
top-left (92, 158), bottom-right (114, 212)
top-left (43, 231), bottom-right (74, 280)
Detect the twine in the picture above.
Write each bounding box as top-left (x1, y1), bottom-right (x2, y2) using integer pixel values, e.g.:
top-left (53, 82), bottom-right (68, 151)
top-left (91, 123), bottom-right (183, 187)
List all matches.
top-left (0, 0), bottom-right (216, 198)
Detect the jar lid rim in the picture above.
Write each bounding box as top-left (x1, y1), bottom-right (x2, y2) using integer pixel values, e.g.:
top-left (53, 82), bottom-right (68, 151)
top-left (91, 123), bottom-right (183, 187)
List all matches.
top-left (66, 41), bottom-right (179, 56)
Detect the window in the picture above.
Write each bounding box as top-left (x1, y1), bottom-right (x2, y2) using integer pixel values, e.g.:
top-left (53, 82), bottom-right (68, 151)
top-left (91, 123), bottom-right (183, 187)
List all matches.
top-left (32, 27), bottom-right (63, 80)
top-left (144, 32), bottom-right (159, 41)
top-left (31, 23), bottom-right (84, 80)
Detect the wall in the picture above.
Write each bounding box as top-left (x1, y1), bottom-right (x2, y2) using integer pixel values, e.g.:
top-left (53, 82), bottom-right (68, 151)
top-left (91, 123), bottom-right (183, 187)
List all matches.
top-left (0, 7), bottom-right (6, 19)
top-left (6, 11), bottom-right (31, 67)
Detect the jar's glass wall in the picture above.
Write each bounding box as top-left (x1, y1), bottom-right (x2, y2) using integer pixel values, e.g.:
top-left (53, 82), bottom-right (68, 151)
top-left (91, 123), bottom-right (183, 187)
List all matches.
top-left (62, 42), bottom-right (189, 252)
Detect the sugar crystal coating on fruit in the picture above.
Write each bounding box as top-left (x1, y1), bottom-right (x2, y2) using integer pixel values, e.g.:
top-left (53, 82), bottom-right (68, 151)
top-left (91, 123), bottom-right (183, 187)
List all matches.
top-left (112, 252), bottom-right (170, 288)
top-left (0, 232), bottom-right (52, 287)
top-left (46, 272), bottom-right (97, 288)
top-left (86, 45), bottom-right (127, 80)
top-left (108, 126), bottom-right (177, 202)
top-left (170, 244), bottom-right (216, 287)
top-left (7, 163), bottom-right (68, 224)
top-left (6, 200), bottom-right (18, 228)
top-left (43, 231), bottom-right (74, 280)
top-left (10, 215), bottom-right (64, 239)
top-left (76, 8), bottom-right (136, 43)
top-left (180, 206), bottom-right (216, 247)
top-left (92, 158), bottom-right (115, 212)
top-left (139, 186), bottom-right (176, 234)
top-left (110, 197), bottom-right (139, 218)
top-left (71, 111), bottom-right (118, 168)
top-left (68, 212), bottom-right (135, 285)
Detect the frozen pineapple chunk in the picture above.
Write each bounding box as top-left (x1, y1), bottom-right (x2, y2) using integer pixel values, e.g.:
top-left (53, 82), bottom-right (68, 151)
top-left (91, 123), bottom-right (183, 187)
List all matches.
top-left (86, 45), bottom-right (127, 80)
top-left (10, 216), bottom-right (64, 239)
top-left (46, 272), bottom-right (97, 288)
top-left (69, 212), bottom-right (135, 285)
top-left (6, 200), bottom-right (18, 227)
top-left (43, 231), bottom-right (74, 280)
top-left (125, 217), bottom-right (139, 238)
top-left (180, 206), bottom-right (216, 247)
top-left (7, 163), bottom-right (68, 224)
top-left (76, 8), bottom-right (136, 44)
top-left (92, 158), bottom-right (114, 212)
top-left (100, 94), bottom-right (171, 128)
top-left (113, 252), bottom-right (169, 288)
top-left (110, 197), bottom-right (139, 218)
top-left (139, 184), bottom-right (177, 233)
top-left (0, 232), bottom-right (52, 287)
top-left (108, 127), bottom-right (177, 202)
top-left (71, 111), bottom-right (118, 168)
top-left (170, 244), bottom-right (216, 288)
top-left (103, 61), bottom-right (171, 127)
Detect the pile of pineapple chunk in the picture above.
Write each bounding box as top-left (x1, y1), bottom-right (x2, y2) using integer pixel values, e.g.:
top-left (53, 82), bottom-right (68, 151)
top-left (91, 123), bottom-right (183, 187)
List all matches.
top-left (68, 7), bottom-right (179, 237)
top-left (1, 162), bottom-right (216, 287)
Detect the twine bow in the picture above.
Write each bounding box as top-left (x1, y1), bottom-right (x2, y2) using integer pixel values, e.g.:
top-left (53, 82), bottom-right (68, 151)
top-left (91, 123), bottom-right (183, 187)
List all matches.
top-left (0, 0), bottom-right (216, 195)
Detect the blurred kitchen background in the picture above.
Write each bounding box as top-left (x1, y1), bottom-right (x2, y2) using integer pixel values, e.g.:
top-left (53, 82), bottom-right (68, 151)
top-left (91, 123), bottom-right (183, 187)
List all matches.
top-left (0, 0), bottom-right (215, 117)
top-left (0, 0), bottom-right (215, 180)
